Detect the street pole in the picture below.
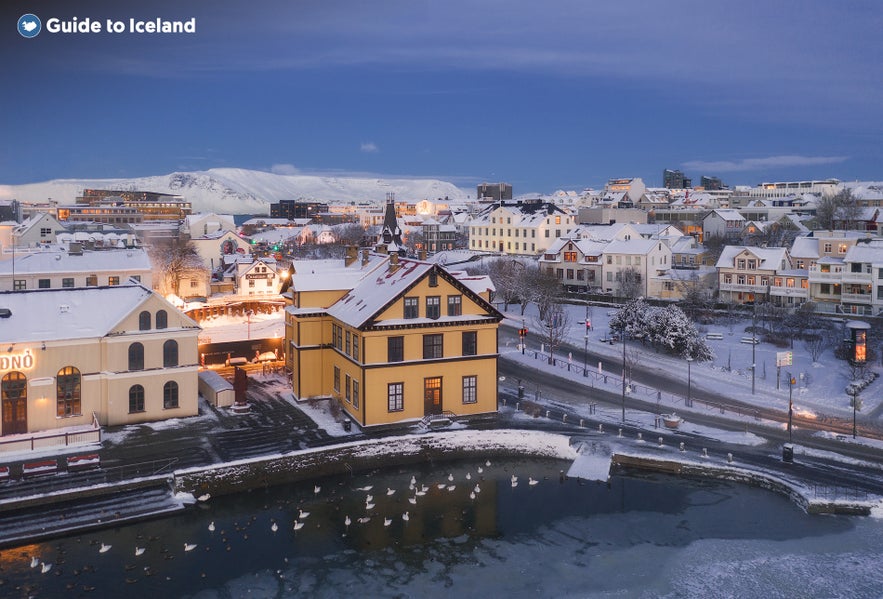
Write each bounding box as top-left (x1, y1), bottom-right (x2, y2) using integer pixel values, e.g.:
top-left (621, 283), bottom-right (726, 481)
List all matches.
top-left (788, 373), bottom-right (794, 444)
top-left (853, 390), bottom-right (858, 439)
top-left (583, 304), bottom-right (589, 376)
top-left (686, 357), bottom-right (693, 407)
top-left (751, 305), bottom-right (756, 395)
top-left (621, 332), bottom-right (626, 423)
top-left (521, 319), bottom-right (526, 355)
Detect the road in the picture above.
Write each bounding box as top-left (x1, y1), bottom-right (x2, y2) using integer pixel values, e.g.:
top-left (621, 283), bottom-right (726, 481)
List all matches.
top-left (499, 324), bottom-right (883, 440)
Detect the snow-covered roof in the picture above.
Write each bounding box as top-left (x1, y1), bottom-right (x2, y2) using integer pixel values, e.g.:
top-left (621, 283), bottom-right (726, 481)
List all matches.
top-left (604, 238), bottom-right (662, 255)
top-left (715, 246), bottom-right (788, 269)
top-left (0, 248), bottom-right (151, 276)
top-left (843, 244), bottom-right (883, 264)
top-left (705, 209), bottom-right (745, 222)
top-left (198, 369), bottom-right (234, 393)
top-left (0, 283), bottom-right (162, 343)
top-left (290, 255), bottom-right (388, 292)
top-left (789, 237), bottom-right (820, 259)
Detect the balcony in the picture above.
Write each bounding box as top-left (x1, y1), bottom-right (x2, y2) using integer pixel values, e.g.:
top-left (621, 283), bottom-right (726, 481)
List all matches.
top-left (840, 292), bottom-right (873, 304)
top-left (719, 282), bottom-right (770, 294)
top-left (769, 286), bottom-right (809, 298)
top-left (807, 270), bottom-right (842, 282)
top-left (840, 271), bottom-right (873, 284)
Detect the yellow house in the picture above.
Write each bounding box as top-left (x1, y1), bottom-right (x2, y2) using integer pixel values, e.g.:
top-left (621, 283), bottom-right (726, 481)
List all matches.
top-left (0, 283), bottom-right (200, 440)
top-left (286, 254), bottom-right (502, 428)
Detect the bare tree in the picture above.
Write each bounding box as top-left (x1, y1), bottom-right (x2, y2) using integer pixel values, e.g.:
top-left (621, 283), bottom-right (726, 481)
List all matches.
top-left (814, 188), bottom-right (862, 230)
top-left (486, 259), bottom-right (521, 311)
top-left (617, 266), bottom-right (643, 299)
top-left (526, 266), bottom-right (561, 318)
top-left (333, 223), bottom-right (366, 246)
top-left (149, 237), bottom-right (204, 297)
top-left (533, 302), bottom-right (570, 364)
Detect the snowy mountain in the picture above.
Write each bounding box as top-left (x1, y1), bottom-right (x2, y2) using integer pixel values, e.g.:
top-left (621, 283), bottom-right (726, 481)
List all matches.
top-left (0, 168), bottom-right (470, 214)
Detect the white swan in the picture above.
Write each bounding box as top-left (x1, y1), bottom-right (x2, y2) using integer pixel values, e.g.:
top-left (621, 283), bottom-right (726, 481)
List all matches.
top-left (357, 516), bottom-right (370, 524)
top-left (474, 484), bottom-right (481, 493)
top-left (511, 479), bottom-right (518, 488)
top-left (366, 494), bottom-right (373, 503)
top-left (313, 485), bottom-right (321, 495)
top-left (447, 473), bottom-right (454, 482)
top-left (437, 483), bottom-right (447, 490)
top-left (271, 522), bottom-right (278, 532)
top-left (528, 478), bottom-right (539, 486)
top-left (135, 547), bottom-right (146, 556)
top-left (410, 476), bottom-right (416, 486)
top-left (184, 543), bottom-right (197, 552)
top-left (208, 521), bottom-right (215, 532)
top-left (197, 494), bottom-right (211, 502)
top-left (30, 556), bottom-right (39, 568)
top-left (477, 466), bottom-right (483, 474)
top-left (386, 488), bottom-right (395, 496)
top-left (356, 485), bottom-right (373, 492)
top-left (365, 502), bottom-right (375, 510)
top-left (402, 511), bottom-right (409, 522)
top-left (383, 517), bottom-right (392, 527)
top-left (99, 543), bottom-right (112, 553)
top-left (485, 460), bottom-right (491, 467)
top-left (41, 562), bottom-right (52, 574)
top-left (408, 496), bottom-right (417, 505)
top-left (298, 509), bottom-right (310, 519)
top-left (344, 515), bottom-right (351, 527)
top-left (470, 492), bottom-right (476, 500)
top-left (447, 485), bottom-right (456, 491)
top-left (293, 520), bottom-right (304, 531)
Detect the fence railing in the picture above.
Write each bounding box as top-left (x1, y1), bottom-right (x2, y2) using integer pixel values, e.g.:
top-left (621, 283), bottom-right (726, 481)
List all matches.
top-left (0, 412), bottom-right (101, 455)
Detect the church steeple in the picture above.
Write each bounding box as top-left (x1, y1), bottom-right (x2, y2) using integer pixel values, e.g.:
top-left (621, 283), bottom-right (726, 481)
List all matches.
top-left (380, 192), bottom-right (405, 255)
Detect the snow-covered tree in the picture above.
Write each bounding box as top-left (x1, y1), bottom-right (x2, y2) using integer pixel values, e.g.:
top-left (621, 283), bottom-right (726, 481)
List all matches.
top-left (609, 297), bottom-right (651, 339)
top-left (611, 299), bottom-right (713, 361)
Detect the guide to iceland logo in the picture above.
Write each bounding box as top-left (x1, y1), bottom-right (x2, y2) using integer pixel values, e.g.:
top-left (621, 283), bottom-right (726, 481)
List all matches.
top-left (18, 14), bottom-right (41, 38)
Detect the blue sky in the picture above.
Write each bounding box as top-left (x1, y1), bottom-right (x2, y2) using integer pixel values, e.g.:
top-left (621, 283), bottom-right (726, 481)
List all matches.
top-left (3, 0), bottom-right (882, 194)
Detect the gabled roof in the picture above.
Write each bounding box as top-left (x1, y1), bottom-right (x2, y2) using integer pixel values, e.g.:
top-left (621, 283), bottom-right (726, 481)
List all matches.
top-left (327, 259), bottom-right (501, 330)
top-left (289, 255), bottom-right (388, 293)
top-left (0, 283), bottom-right (197, 343)
top-left (604, 238), bottom-right (663, 255)
top-left (843, 244), bottom-right (883, 264)
top-left (716, 245), bottom-right (788, 269)
top-left (704, 209), bottom-right (745, 222)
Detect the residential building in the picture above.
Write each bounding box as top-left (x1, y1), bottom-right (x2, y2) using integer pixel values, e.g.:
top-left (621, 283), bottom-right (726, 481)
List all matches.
top-left (10, 213), bottom-right (67, 248)
top-left (0, 246), bottom-right (153, 291)
top-left (716, 246), bottom-right (791, 304)
top-left (701, 209), bottom-right (746, 241)
top-left (468, 200), bottom-right (575, 255)
top-left (285, 254), bottom-right (502, 428)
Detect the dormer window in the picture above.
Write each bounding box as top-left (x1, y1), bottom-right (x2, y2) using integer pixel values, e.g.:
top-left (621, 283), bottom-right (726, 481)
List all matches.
top-left (428, 271), bottom-right (438, 287)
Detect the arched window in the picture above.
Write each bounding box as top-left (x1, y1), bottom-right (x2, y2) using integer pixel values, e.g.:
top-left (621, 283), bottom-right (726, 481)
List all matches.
top-left (128, 342), bottom-right (144, 371)
top-left (57, 366), bottom-right (81, 417)
top-left (156, 310), bottom-right (168, 330)
top-left (2, 371), bottom-right (28, 435)
top-left (163, 381), bottom-right (179, 409)
top-left (163, 340), bottom-right (178, 367)
top-left (139, 311), bottom-right (151, 331)
top-left (129, 385), bottom-right (145, 413)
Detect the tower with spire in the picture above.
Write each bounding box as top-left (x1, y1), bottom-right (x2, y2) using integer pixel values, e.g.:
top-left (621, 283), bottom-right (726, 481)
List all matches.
top-left (379, 192), bottom-right (406, 255)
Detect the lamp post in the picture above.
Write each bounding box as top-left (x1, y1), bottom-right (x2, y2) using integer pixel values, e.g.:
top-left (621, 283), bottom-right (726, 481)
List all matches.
top-left (851, 389), bottom-right (859, 439)
top-left (686, 357), bottom-right (693, 407)
top-left (621, 331), bottom-right (627, 423)
top-left (751, 304), bottom-right (757, 395)
top-left (582, 303), bottom-right (590, 376)
top-left (787, 373), bottom-right (795, 444)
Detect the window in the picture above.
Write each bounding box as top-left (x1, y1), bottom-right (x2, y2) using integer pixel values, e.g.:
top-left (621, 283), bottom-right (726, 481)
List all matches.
top-left (163, 340), bottom-right (179, 367)
top-left (56, 366), bottom-right (82, 417)
top-left (345, 374), bottom-right (351, 402)
top-left (388, 382), bottom-right (404, 412)
top-left (163, 381), bottom-right (179, 409)
top-left (838, 244), bottom-right (848, 254)
top-left (404, 297), bottom-right (419, 319)
top-left (388, 336), bottom-right (404, 362)
top-left (428, 271), bottom-right (438, 287)
top-left (108, 276), bottom-right (120, 286)
top-left (462, 375), bottom-right (477, 404)
top-left (564, 251), bottom-right (577, 262)
top-left (62, 277), bottom-right (74, 288)
top-left (447, 295), bottom-right (462, 316)
top-left (555, 216), bottom-right (561, 225)
top-left (426, 296), bottom-right (440, 319)
top-left (462, 331), bottom-right (477, 356)
top-left (556, 268), bottom-right (563, 280)
top-left (40, 227), bottom-right (52, 237)
top-left (86, 275), bottom-right (97, 286)
top-left (345, 331), bottom-right (351, 355)
top-left (131, 275), bottom-right (141, 282)
top-left (129, 385), bottom-right (145, 413)
top-left (352, 380), bottom-right (359, 409)
top-left (139, 311), bottom-right (151, 331)
top-left (38, 279), bottom-right (50, 289)
top-left (156, 310), bottom-right (168, 329)
top-left (128, 342), bottom-right (144, 371)
top-left (352, 334), bottom-right (359, 361)
top-left (566, 269), bottom-right (574, 280)
top-left (13, 280), bottom-right (25, 290)
top-left (577, 270), bottom-right (585, 281)
top-left (823, 243), bottom-right (832, 253)
top-left (423, 334), bottom-right (443, 359)
top-left (333, 366), bottom-right (340, 392)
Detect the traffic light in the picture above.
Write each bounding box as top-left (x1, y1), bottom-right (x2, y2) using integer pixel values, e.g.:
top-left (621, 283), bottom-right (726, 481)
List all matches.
top-left (518, 328), bottom-right (528, 337)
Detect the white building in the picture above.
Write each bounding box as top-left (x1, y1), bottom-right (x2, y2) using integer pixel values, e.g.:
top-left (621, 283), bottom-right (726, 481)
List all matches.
top-left (0, 247), bottom-right (153, 291)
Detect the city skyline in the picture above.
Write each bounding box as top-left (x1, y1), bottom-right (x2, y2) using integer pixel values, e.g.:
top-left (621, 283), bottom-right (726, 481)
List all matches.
top-left (3, 0), bottom-right (882, 193)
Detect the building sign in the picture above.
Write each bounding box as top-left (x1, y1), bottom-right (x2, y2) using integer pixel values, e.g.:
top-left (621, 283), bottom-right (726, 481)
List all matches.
top-left (0, 350), bottom-right (35, 372)
top-left (245, 273), bottom-right (273, 280)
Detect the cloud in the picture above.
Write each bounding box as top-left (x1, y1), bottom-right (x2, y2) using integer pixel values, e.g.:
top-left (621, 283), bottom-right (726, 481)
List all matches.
top-left (270, 163), bottom-right (301, 175)
top-left (360, 142), bottom-right (379, 153)
top-left (681, 155), bottom-right (849, 173)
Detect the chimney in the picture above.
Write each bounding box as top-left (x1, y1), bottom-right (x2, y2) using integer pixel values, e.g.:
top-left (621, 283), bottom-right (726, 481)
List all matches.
top-left (376, 243), bottom-right (388, 255)
top-left (69, 242), bottom-right (83, 255)
top-left (418, 249), bottom-right (427, 261)
top-left (388, 253), bottom-right (401, 274)
top-left (361, 248), bottom-right (369, 266)
top-left (344, 245), bottom-right (358, 267)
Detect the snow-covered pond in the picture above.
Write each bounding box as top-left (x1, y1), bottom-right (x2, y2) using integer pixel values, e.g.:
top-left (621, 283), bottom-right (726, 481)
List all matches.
top-left (7, 456), bottom-right (883, 597)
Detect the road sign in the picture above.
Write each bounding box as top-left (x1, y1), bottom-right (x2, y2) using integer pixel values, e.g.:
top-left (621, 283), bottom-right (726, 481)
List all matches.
top-left (776, 351), bottom-right (792, 367)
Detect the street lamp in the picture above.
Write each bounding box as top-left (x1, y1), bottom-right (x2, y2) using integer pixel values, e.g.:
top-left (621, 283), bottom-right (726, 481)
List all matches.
top-left (851, 389), bottom-right (860, 439)
top-left (787, 373), bottom-right (795, 443)
top-left (751, 304), bottom-right (757, 395)
top-left (686, 357), bottom-right (693, 407)
top-left (621, 331), bottom-right (627, 423)
top-left (582, 303), bottom-right (590, 377)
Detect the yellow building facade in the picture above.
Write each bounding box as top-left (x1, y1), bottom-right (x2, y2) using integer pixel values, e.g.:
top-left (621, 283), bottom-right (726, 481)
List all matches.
top-left (286, 255), bottom-right (501, 428)
top-left (0, 284), bottom-right (200, 439)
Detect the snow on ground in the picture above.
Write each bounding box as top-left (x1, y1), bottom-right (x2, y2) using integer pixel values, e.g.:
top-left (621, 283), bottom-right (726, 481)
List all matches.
top-left (501, 302), bottom-right (881, 420)
top-left (198, 310), bottom-right (285, 343)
